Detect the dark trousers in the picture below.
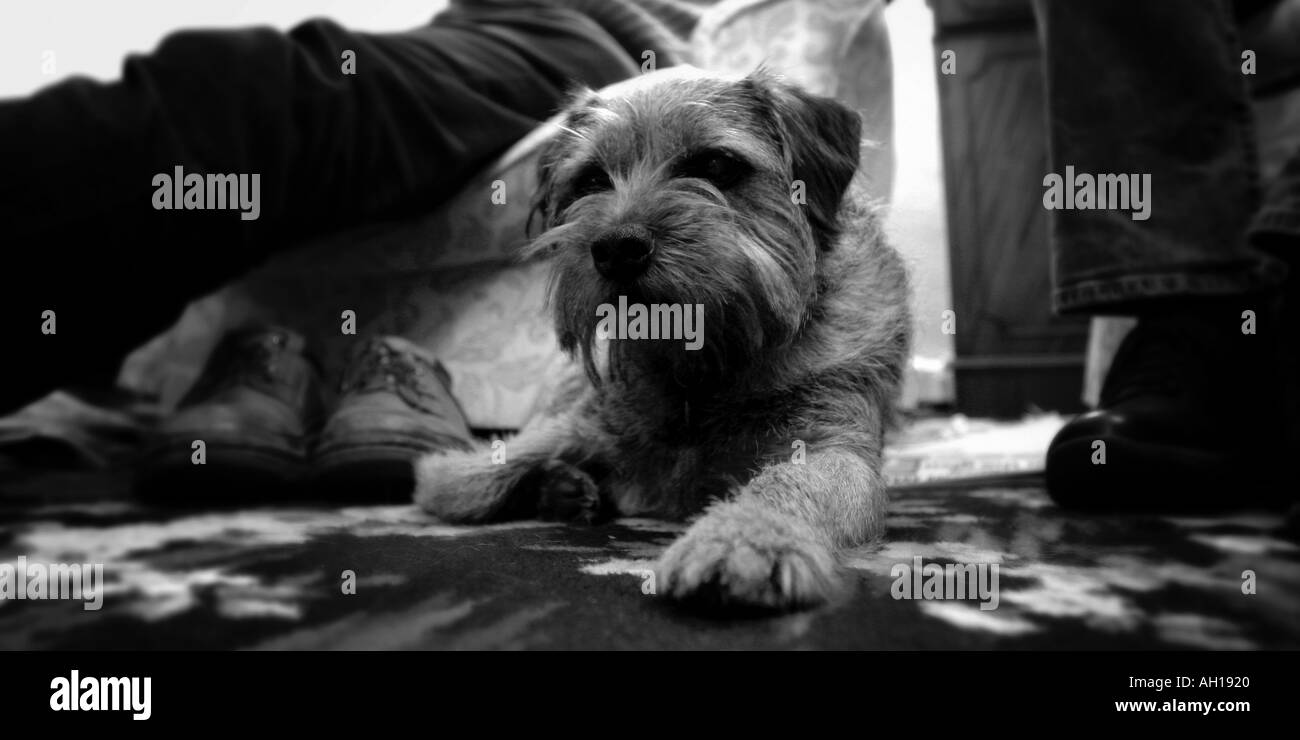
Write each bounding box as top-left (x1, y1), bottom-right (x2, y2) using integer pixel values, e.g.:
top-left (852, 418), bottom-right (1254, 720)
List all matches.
top-left (0, 4), bottom-right (638, 413)
top-left (1035, 0), bottom-right (1296, 314)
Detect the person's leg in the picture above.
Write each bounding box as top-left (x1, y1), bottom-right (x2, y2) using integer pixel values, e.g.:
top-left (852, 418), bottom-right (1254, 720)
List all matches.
top-left (1037, 0), bottom-right (1284, 312)
top-left (1034, 0), bottom-right (1290, 508)
top-left (1251, 146), bottom-right (1300, 465)
top-left (0, 3), bottom-right (640, 414)
top-left (1252, 146), bottom-right (1300, 251)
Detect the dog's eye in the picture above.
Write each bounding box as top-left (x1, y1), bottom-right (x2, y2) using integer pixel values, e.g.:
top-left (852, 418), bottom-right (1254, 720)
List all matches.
top-left (679, 151), bottom-right (749, 188)
top-left (571, 166), bottom-right (612, 198)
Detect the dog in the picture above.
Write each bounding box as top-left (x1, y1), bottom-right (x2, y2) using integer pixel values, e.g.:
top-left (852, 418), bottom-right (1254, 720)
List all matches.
top-left (414, 67), bottom-right (910, 611)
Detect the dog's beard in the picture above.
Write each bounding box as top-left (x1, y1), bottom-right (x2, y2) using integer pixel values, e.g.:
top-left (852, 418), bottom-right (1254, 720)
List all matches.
top-left (546, 186), bottom-right (817, 391)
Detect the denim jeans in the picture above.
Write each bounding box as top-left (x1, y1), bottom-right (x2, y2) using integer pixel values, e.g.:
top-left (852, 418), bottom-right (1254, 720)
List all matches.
top-left (0, 3), bottom-right (639, 413)
top-left (1035, 0), bottom-right (1295, 314)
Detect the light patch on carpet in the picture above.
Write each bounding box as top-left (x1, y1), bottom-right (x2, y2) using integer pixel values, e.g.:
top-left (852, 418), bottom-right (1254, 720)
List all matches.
top-left (615, 518), bottom-right (687, 533)
top-left (1189, 534), bottom-right (1299, 556)
top-left (918, 601), bottom-right (1040, 636)
top-left (580, 557), bottom-right (657, 577)
top-left (1151, 612), bottom-right (1256, 650)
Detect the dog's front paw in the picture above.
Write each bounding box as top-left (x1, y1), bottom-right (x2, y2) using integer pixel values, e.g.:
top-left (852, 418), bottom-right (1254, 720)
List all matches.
top-left (656, 502), bottom-right (842, 611)
top-left (415, 448), bottom-right (603, 525)
top-left (534, 460), bottom-right (605, 525)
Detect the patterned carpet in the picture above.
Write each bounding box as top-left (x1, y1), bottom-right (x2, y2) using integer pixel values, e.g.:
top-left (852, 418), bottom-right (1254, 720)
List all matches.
top-left (2, 470), bottom-right (1297, 650)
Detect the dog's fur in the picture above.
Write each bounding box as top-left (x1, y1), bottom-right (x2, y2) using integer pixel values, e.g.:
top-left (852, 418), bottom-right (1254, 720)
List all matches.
top-left (415, 67), bottom-right (910, 611)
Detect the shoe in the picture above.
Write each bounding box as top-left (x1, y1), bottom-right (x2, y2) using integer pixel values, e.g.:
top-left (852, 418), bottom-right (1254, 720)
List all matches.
top-left (136, 327), bottom-right (325, 503)
top-left (1046, 311), bottom-right (1282, 511)
top-left (312, 336), bottom-right (473, 501)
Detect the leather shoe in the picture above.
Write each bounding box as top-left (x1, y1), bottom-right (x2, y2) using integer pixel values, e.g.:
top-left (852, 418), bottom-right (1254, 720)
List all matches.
top-left (1046, 311), bottom-right (1282, 511)
top-left (136, 327), bottom-right (326, 503)
top-left (312, 336), bottom-right (473, 501)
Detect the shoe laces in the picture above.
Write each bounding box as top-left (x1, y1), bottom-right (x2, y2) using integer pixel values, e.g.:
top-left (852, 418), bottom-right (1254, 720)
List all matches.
top-left (338, 341), bottom-right (453, 419)
top-left (184, 329), bottom-right (295, 403)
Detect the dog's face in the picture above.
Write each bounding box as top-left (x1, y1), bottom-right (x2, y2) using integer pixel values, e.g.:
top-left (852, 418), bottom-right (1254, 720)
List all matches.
top-left (528, 69), bottom-right (863, 387)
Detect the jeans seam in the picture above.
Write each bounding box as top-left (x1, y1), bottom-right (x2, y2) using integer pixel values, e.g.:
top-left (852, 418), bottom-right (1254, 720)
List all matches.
top-left (1251, 208), bottom-right (1300, 239)
top-left (1054, 265), bottom-right (1282, 313)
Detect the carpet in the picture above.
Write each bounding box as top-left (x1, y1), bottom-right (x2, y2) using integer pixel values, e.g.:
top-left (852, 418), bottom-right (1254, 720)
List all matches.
top-left (2, 468), bottom-right (1296, 650)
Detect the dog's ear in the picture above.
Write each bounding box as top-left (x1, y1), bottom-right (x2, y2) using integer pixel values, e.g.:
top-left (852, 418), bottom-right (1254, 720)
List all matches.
top-left (528, 131), bottom-right (567, 237)
top-left (740, 73), bottom-right (862, 251)
top-left (528, 87), bottom-right (600, 237)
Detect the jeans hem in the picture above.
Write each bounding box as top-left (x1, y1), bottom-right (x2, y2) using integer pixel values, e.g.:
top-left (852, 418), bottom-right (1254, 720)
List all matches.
top-left (1250, 209), bottom-right (1300, 245)
top-left (1054, 260), bottom-right (1288, 315)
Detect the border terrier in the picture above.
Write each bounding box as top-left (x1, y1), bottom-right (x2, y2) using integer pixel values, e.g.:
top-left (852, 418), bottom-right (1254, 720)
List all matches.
top-left (415, 67), bottom-right (910, 611)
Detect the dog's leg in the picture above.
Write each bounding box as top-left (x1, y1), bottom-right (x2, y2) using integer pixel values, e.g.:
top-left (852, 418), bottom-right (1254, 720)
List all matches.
top-left (414, 411), bottom-right (607, 524)
top-left (656, 447), bottom-right (884, 610)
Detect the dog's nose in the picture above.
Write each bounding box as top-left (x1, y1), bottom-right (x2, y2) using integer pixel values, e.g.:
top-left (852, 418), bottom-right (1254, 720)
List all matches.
top-left (591, 225), bottom-right (654, 282)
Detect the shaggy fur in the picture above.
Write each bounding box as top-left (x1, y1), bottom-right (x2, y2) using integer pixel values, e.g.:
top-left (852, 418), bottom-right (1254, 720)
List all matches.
top-left (415, 67), bottom-right (911, 611)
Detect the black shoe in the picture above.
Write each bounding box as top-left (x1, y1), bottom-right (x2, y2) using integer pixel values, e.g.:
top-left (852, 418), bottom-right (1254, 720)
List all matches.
top-left (1046, 310), bottom-right (1282, 511)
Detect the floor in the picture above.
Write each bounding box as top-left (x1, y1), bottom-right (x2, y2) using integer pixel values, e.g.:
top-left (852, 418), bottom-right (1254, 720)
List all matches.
top-left (2, 468), bottom-right (1297, 650)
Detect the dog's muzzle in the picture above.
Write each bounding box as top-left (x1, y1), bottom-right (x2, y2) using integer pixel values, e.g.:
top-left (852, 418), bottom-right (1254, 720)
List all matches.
top-left (590, 225), bottom-right (655, 283)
